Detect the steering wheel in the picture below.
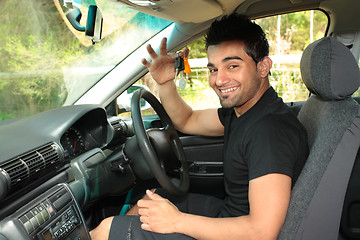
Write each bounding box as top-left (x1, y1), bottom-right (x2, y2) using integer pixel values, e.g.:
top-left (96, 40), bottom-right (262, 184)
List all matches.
top-left (128, 89), bottom-right (189, 196)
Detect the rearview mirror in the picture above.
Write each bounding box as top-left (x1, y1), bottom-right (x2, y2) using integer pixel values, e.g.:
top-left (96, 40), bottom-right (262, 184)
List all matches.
top-left (66, 8), bottom-right (86, 31)
top-left (64, 4), bottom-right (103, 44)
top-left (85, 5), bottom-right (103, 44)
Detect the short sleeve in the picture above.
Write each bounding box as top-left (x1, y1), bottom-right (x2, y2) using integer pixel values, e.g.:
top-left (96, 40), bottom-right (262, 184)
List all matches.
top-left (218, 108), bottom-right (226, 126)
top-left (218, 108), bottom-right (233, 126)
top-left (245, 115), bottom-right (301, 181)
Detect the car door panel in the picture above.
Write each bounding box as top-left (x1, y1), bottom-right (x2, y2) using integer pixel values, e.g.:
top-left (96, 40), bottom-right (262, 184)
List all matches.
top-left (180, 135), bottom-right (225, 198)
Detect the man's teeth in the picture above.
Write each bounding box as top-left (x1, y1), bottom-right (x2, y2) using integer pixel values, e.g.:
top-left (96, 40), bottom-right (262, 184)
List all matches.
top-left (220, 87), bottom-right (237, 93)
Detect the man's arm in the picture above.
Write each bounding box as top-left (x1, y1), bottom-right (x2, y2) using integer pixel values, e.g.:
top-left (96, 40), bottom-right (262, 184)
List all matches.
top-left (138, 173), bottom-right (292, 240)
top-left (141, 38), bottom-right (224, 136)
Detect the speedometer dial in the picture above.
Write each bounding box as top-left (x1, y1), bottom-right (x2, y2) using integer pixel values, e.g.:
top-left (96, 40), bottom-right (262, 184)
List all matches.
top-left (61, 127), bottom-right (86, 158)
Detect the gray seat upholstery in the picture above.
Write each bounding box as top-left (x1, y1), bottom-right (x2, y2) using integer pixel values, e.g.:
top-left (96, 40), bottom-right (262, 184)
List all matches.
top-left (278, 37), bottom-right (360, 240)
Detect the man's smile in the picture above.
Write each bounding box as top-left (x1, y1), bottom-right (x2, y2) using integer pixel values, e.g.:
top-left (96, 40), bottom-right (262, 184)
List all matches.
top-left (219, 86), bottom-right (238, 93)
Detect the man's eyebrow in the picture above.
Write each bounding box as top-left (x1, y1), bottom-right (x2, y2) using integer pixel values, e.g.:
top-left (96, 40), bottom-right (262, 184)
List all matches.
top-left (223, 56), bottom-right (243, 62)
top-left (207, 56), bottom-right (243, 67)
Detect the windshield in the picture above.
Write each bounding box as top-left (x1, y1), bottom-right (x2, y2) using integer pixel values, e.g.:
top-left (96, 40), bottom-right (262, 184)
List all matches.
top-left (0, 0), bottom-right (172, 121)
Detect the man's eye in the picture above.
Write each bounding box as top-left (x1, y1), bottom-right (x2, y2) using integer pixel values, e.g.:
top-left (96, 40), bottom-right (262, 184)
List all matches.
top-left (229, 65), bottom-right (238, 69)
top-left (209, 69), bottom-right (217, 73)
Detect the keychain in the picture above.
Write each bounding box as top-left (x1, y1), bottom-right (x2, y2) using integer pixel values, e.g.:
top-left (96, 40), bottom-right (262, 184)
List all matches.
top-left (179, 72), bottom-right (186, 89)
top-left (183, 56), bottom-right (191, 74)
top-left (174, 53), bottom-right (184, 81)
top-left (174, 52), bottom-right (191, 89)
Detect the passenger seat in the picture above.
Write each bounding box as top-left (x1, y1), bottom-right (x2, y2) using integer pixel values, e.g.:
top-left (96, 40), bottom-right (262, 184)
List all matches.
top-left (278, 37), bottom-right (360, 240)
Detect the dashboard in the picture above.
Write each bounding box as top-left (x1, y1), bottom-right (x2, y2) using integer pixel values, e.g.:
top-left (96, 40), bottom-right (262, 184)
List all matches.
top-left (0, 100), bottom-right (227, 240)
top-left (0, 104), bottom-right (137, 239)
top-left (0, 105), bottom-right (113, 202)
top-left (0, 105), bottom-right (113, 164)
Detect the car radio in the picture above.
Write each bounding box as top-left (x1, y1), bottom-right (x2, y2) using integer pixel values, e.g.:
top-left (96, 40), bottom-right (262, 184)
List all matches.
top-left (0, 184), bottom-right (90, 240)
top-left (39, 206), bottom-right (80, 240)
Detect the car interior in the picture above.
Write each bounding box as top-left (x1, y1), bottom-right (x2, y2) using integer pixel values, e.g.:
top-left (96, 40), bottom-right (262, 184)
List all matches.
top-left (1, 0), bottom-right (360, 239)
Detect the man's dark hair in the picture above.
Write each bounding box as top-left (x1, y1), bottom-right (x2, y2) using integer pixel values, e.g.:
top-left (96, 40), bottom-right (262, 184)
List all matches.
top-left (205, 13), bottom-right (269, 64)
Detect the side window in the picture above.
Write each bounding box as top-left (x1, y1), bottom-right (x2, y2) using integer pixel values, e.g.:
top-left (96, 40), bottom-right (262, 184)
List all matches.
top-left (255, 10), bottom-right (328, 102)
top-left (117, 84), bottom-right (155, 116)
top-left (117, 10), bottom-right (328, 117)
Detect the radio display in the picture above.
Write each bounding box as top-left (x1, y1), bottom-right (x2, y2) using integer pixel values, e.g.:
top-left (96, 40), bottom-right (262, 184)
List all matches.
top-left (43, 230), bottom-right (52, 240)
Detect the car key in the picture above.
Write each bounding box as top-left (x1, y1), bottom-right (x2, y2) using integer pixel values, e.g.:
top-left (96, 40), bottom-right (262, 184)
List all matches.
top-left (174, 54), bottom-right (185, 81)
top-left (174, 54), bottom-right (186, 89)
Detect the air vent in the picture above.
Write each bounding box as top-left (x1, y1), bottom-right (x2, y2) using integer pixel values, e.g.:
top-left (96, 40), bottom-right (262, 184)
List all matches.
top-left (37, 144), bottom-right (61, 167)
top-left (0, 159), bottom-right (29, 189)
top-left (0, 143), bottom-right (62, 192)
top-left (22, 151), bottom-right (45, 176)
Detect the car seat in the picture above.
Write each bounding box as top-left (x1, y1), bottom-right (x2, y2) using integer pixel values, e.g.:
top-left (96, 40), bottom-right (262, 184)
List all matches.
top-left (278, 37), bottom-right (360, 240)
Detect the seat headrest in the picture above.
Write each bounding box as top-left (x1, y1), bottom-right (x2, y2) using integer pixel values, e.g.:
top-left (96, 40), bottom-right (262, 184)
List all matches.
top-left (300, 37), bottom-right (360, 101)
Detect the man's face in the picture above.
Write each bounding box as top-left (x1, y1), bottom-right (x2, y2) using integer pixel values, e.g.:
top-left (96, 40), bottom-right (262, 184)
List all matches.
top-left (207, 40), bottom-right (267, 116)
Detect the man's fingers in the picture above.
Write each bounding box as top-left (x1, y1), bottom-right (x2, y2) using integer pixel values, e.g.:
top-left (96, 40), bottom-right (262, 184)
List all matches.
top-left (177, 49), bottom-right (189, 58)
top-left (146, 189), bottom-right (163, 200)
top-left (146, 44), bottom-right (158, 58)
top-left (141, 58), bottom-right (151, 68)
top-left (138, 207), bottom-right (148, 216)
top-left (137, 199), bottom-right (147, 207)
top-left (183, 47), bottom-right (190, 58)
top-left (139, 215), bottom-right (148, 224)
top-left (137, 198), bottom-right (157, 208)
top-left (159, 37), bottom-right (168, 56)
top-left (141, 223), bottom-right (151, 231)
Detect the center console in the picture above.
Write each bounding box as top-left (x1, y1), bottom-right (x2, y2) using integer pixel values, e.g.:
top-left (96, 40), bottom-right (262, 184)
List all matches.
top-left (0, 184), bottom-right (90, 240)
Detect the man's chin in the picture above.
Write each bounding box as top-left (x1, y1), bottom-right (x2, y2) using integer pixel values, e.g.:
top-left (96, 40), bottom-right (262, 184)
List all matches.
top-left (219, 98), bottom-right (234, 109)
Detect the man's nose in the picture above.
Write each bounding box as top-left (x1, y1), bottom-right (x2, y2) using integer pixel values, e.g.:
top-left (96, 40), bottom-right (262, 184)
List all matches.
top-left (215, 69), bottom-right (230, 86)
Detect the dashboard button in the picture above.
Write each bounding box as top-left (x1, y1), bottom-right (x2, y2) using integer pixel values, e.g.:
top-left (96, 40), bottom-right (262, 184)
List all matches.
top-left (23, 221), bottom-right (33, 234)
top-left (36, 213), bottom-right (45, 224)
top-left (29, 216), bottom-right (39, 228)
top-left (42, 200), bottom-right (55, 217)
top-left (25, 212), bottom-right (34, 221)
top-left (41, 209), bottom-right (50, 220)
top-left (19, 215), bottom-right (28, 224)
top-left (19, 216), bottom-right (34, 234)
top-left (31, 207), bottom-right (39, 216)
top-left (38, 204), bottom-right (44, 212)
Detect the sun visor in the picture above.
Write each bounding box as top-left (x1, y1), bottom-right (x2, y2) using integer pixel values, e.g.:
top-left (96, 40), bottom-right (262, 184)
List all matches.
top-left (117, 0), bottom-right (224, 23)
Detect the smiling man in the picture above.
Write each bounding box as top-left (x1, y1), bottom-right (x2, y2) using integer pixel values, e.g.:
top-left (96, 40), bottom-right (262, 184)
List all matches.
top-left (90, 13), bottom-right (308, 240)
top-left (207, 40), bottom-right (270, 116)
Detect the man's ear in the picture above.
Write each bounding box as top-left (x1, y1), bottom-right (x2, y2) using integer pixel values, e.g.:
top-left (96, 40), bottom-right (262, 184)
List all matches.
top-left (257, 56), bottom-right (272, 78)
